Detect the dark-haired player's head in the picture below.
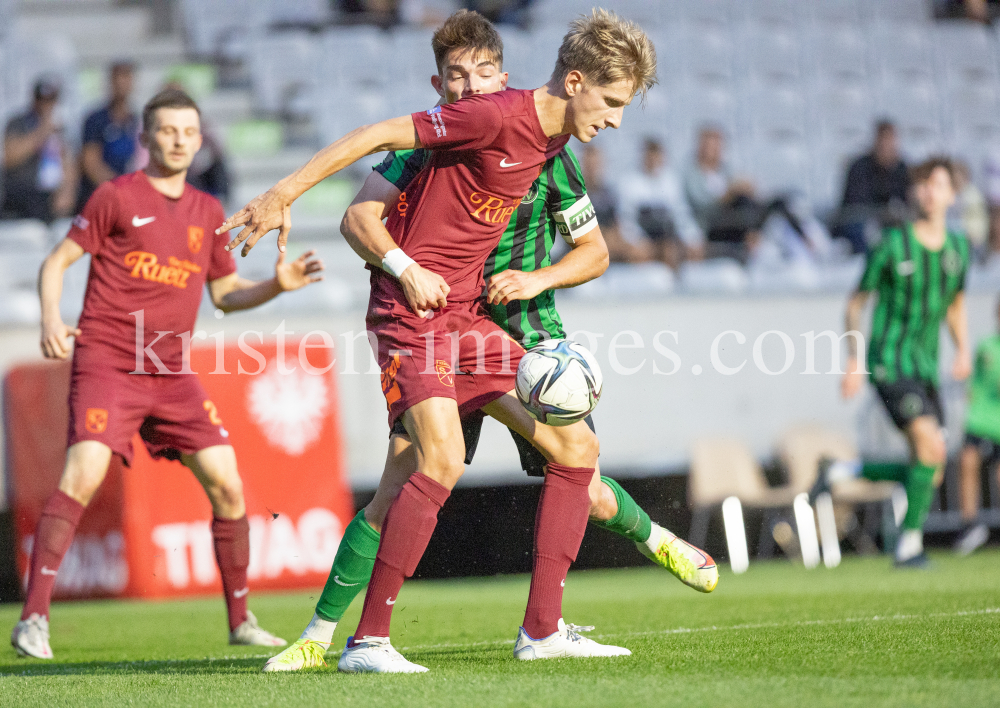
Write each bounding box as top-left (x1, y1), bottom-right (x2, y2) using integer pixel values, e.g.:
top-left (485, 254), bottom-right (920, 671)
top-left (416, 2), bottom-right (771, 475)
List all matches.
top-left (140, 88), bottom-right (203, 176)
top-left (697, 125), bottom-right (725, 170)
top-left (549, 9), bottom-right (657, 143)
top-left (430, 10), bottom-right (507, 105)
top-left (910, 156), bottom-right (956, 220)
top-left (32, 76), bottom-right (61, 117)
top-left (109, 60), bottom-right (135, 105)
top-left (642, 137), bottom-right (664, 174)
top-left (874, 119), bottom-right (899, 167)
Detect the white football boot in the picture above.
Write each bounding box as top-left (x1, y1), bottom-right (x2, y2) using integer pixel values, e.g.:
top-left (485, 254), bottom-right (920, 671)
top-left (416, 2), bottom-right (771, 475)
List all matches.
top-left (337, 635), bottom-right (429, 673)
top-left (513, 619), bottom-right (631, 660)
top-left (229, 610), bottom-right (287, 647)
top-left (11, 613), bottom-right (53, 659)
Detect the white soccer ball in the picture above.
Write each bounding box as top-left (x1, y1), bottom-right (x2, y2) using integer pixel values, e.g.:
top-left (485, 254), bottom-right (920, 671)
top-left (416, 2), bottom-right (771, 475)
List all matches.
top-left (515, 339), bottom-right (603, 426)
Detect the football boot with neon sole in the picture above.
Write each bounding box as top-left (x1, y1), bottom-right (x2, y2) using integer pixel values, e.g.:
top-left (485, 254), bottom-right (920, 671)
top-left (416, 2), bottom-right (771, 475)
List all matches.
top-left (513, 619), bottom-right (631, 660)
top-left (337, 635), bottom-right (428, 673)
top-left (638, 523), bottom-right (719, 593)
top-left (11, 613), bottom-right (53, 659)
top-left (230, 610), bottom-right (287, 647)
top-left (262, 638), bottom-right (330, 672)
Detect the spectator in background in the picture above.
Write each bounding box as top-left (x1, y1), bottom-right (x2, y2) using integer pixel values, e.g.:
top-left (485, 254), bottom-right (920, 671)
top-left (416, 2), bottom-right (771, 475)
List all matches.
top-left (77, 61), bottom-right (139, 211)
top-left (1, 77), bottom-right (77, 223)
top-left (581, 144), bottom-right (642, 263)
top-left (838, 120), bottom-right (910, 253)
top-left (684, 125), bottom-right (813, 262)
top-left (618, 138), bottom-right (704, 269)
top-left (950, 160), bottom-right (989, 258)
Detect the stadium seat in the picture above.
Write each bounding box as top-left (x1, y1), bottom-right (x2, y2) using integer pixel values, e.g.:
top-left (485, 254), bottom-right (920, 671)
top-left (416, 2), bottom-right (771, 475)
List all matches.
top-left (803, 24), bottom-right (868, 85)
top-left (675, 0), bottom-right (732, 27)
top-left (318, 26), bottom-right (387, 90)
top-left (865, 0), bottom-right (931, 22)
top-left (736, 23), bottom-right (803, 86)
top-left (945, 84), bottom-right (1000, 147)
top-left (226, 119), bottom-right (283, 156)
top-left (868, 22), bottom-right (935, 85)
top-left (0, 288), bottom-right (40, 325)
top-left (873, 80), bottom-right (943, 159)
top-left (0, 219), bottom-right (49, 249)
top-left (932, 22), bottom-right (998, 87)
top-left (179, 0), bottom-right (266, 57)
top-left (678, 258), bottom-right (748, 294)
top-left (390, 27), bottom-right (437, 86)
top-left (671, 81), bottom-right (738, 145)
top-left (249, 31), bottom-right (319, 117)
top-left (267, 0), bottom-right (331, 26)
top-left (806, 0), bottom-right (862, 25)
top-left (688, 437), bottom-right (804, 568)
top-left (740, 85), bottom-right (807, 143)
top-left (743, 138), bottom-right (812, 201)
top-left (731, 0), bottom-right (803, 28)
top-left (675, 23), bottom-right (734, 84)
top-left (567, 262), bottom-right (676, 299)
top-left (0, 248), bottom-right (46, 290)
top-left (748, 260), bottom-right (821, 293)
top-left (807, 83), bottom-right (874, 147)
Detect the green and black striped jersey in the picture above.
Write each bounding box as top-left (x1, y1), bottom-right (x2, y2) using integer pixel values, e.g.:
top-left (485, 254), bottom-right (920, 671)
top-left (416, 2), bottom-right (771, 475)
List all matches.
top-left (859, 224), bottom-right (970, 385)
top-left (373, 146), bottom-right (590, 348)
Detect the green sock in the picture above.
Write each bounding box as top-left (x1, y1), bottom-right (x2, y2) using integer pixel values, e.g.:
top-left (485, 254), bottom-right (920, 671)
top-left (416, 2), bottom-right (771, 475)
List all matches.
top-left (589, 477), bottom-right (652, 543)
top-left (860, 462), bottom-right (909, 483)
top-left (902, 463), bottom-right (937, 531)
top-left (314, 510), bottom-right (381, 622)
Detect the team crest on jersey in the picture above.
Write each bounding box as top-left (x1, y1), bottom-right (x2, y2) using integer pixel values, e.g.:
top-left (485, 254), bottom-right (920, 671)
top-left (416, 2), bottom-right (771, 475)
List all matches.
top-left (942, 249), bottom-right (961, 276)
top-left (521, 183), bottom-right (539, 204)
top-left (188, 226), bottom-right (204, 254)
top-left (85, 408), bottom-right (108, 434)
top-left (435, 360), bottom-right (455, 387)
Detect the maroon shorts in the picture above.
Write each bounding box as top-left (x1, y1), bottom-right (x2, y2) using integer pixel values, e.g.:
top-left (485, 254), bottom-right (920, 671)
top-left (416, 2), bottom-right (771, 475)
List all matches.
top-left (367, 294), bottom-right (526, 427)
top-left (68, 368), bottom-right (230, 465)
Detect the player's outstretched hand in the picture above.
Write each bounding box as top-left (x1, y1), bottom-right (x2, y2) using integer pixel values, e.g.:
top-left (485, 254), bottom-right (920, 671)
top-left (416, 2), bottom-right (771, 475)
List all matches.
top-left (952, 350), bottom-right (972, 382)
top-left (218, 187), bottom-right (293, 258)
top-left (841, 356), bottom-right (864, 400)
top-left (486, 269), bottom-right (546, 305)
top-left (41, 318), bottom-right (81, 360)
top-left (399, 264), bottom-right (449, 318)
top-left (276, 250), bottom-right (325, 291)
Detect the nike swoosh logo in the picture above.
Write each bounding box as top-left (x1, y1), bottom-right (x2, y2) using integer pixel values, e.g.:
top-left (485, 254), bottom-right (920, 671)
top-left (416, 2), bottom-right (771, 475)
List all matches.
top-left (233, 587), bottom-right (249, 598)
top-left (40, 566), bottom-right (58, 576)
top-left (499, 158), bottom-right (522, 168)
top-left (132, 216), bottom-right (156, 227)
top-left (386, 597), bottom-right (396, 605)
top-left (333, 575), bottom-right (360, 587)
top-left (560, 579), bottom-right (565, 587)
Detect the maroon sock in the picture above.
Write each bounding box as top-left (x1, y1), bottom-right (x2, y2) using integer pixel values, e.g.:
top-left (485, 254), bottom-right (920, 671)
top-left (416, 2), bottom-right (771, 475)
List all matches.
top-left (212, 515), bottom-right (250, 631)
top-left (21, 491), bottom-right (85, 620)
top-left (353, 473), bottom-right (450, 640)
top-left (522, 463), bottom-right (593, 639)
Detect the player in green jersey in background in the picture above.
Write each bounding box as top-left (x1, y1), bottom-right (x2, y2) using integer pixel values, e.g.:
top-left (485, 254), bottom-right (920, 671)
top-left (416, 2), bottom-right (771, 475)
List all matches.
top-left (824, 157), bottom-right (971, 568)
top-left (263, 10), bottom-right (716, 673)
top-left (955, 298), bottom-right (1000, 555)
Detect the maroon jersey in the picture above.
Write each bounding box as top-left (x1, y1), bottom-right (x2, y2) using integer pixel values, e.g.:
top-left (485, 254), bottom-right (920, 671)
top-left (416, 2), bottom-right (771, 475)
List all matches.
top-left (68, 171), bottom-right (236, 374)
top-left (378, 89), bottom-right (570, 303)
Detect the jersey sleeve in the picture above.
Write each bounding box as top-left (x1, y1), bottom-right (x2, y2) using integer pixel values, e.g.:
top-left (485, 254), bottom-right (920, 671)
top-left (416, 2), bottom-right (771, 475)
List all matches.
top-left (858, 232), bottom-right (894, 292)
top-left (67, 182), bottom-right (119, 255)
top-left (546, 148), bottom-right (597, 244)
top-left (206, 200), bottom-right (238, 282)
top-left (373, 149), bottom-right (429, 192)
top-left (412, 95), bottom-right (503, 152)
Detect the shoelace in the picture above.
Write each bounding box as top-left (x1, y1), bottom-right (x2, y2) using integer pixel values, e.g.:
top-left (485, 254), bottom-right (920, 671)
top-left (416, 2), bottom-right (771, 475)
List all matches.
top-left (296, 640), bottom-right (329, 667)
top-left (564, 624), bottom-right (596, 643)
top-left (655, 539), bottom-right (696, 580)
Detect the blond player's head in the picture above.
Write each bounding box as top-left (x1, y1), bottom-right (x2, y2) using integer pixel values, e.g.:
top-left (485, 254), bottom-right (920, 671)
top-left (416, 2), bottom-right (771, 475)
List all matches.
top-left (431, 10), bottom-right (508, 105)
top-left (551, 9), bottom-right (657, 143)
top-left (140, 88), bottom-right (203, 176)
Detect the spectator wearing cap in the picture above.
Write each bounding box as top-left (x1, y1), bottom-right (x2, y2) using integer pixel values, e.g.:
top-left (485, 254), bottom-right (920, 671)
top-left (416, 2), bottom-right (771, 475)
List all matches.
top-left (837, 120), bottom-right (910, 253)
top-left (617, 138), bottom-right (705, 269)
top-left (77, 61), bottom-right (139, 210)
top-left (1, 77), bottom-right (77, 223)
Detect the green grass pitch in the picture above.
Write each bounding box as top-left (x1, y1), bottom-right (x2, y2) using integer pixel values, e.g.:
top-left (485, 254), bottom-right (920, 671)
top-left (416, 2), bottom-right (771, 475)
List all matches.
top-left (2, 550), bottom-right (999, 707)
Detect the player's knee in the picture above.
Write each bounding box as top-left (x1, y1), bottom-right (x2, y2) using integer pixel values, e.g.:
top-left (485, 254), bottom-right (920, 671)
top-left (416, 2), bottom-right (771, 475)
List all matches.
top-left (916, 436), bottom-right (946, 468)
top-left (215, 474), bottom-right (245, 510)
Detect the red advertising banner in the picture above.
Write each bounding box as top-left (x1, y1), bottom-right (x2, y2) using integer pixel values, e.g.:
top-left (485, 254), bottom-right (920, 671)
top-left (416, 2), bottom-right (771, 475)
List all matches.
top-left (5, 339), bottom-right (354, 599)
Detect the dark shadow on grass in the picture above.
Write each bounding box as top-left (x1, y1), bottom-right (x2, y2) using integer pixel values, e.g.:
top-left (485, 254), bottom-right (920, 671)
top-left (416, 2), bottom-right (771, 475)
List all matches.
top-left (0, 655), bottom-right (295, 678)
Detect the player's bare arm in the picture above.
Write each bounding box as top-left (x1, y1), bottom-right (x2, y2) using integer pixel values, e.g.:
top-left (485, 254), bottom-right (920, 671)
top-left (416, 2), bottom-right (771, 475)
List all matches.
top-left (341, 171), bottom-right (450, 317)
top-left (486, 225), bottom-right (608, 305)
top-left (38, 238), bottom-right (85, 359)
top-left (842, 289), bottom-right (870, 399)
top-left (208, 250), bottom-right (324, 313)
top-left (947, 291), bottom-right (971, 381)
top-left (218, 116), bottom-right (422, 257)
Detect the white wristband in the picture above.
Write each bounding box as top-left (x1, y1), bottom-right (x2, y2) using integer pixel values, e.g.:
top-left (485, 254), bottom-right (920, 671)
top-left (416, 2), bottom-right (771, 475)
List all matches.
top-left (382, 248), bottom-right (416, 279)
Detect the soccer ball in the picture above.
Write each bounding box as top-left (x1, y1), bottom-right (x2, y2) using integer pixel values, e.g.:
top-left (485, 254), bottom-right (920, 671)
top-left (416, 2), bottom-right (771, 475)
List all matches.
top-left (515, 339), bottom-right (603, 426)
